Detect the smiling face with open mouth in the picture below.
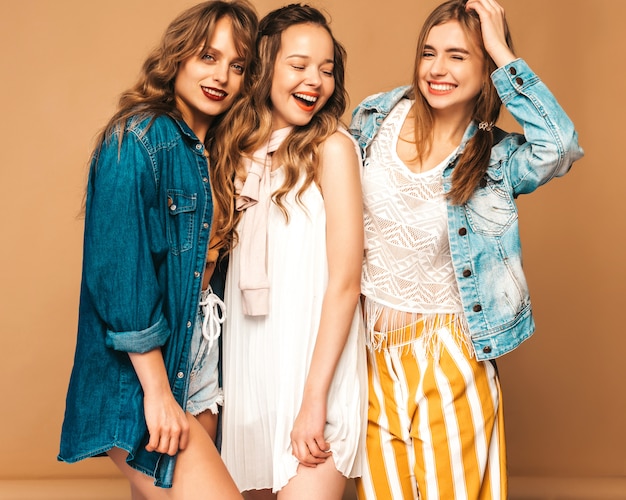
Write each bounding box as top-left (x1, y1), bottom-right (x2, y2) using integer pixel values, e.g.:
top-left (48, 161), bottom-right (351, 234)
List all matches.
top-left (174, 17), bottom-right (246, 141)
top-left (270, 23), bottom-right (335, 130)
top-left (417, 20), bottom-right (485, 120)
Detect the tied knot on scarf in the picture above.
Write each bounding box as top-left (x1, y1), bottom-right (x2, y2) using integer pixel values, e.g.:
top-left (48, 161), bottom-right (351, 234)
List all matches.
top-left (234, 127), bottom-right (293, 317)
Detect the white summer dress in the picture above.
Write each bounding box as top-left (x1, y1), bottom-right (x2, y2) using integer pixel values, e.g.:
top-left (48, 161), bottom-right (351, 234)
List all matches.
top-left (221, 165), bottom-right (367, 493)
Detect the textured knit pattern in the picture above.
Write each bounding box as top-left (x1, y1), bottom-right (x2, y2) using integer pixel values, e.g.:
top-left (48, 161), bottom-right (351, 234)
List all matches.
top-left (361, 99), bottom-right (462, 314)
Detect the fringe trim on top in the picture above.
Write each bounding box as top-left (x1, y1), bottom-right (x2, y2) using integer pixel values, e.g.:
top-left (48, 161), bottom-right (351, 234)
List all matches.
top-left (363, 298), bottom-right (475, 360)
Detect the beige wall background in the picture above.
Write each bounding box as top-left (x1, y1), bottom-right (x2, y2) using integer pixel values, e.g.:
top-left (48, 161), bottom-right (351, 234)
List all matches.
top-left (1, 0), bottom-right (623, 498)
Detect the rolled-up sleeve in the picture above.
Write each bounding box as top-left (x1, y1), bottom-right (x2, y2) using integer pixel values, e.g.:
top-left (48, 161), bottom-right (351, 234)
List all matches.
top-left (105, 315), bottom-right (170, 353)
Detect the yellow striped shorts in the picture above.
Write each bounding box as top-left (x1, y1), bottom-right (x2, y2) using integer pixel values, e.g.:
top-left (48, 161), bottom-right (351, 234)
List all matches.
top-left (356, 318), bottom-right (507, 499)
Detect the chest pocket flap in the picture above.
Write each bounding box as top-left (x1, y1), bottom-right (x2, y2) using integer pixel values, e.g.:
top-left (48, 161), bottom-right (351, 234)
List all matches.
top-left (166, 189), bottom-right (197, 254)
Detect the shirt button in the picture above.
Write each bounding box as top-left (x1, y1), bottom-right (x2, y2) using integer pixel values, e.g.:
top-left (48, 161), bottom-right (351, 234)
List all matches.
top-left (483, 346), bottom-right (492, 354)
top-left (187, 321), bottom-right (192, 328)
top-left (515, 77), bottom-right (523, 85)
top-left (194, 271), bottom-right (200, 278)
top-left (202, 177), bottom-right (209, 183)
top-left (462, 269), bottom-right (472, 278)
top-left (195, 144), bottom-right (202, 150)
top-left (203, 222), bottom-right (209, 229)
top-left (177, 371), bottom-right (184, 379)
top-left (509, 67), bottom-right (517, 75)
top-left (473, 304), bottom-right (482, 312)
top-left (458, 227), bottom-right (467, 236)
top-left (169, 204), bottom-right (177, 211)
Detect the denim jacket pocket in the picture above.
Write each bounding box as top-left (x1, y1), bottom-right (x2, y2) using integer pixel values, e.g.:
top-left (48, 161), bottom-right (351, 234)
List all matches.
top-left (463, 167), bottom-right (516, 237)
top-left (166, 189), bottom-right (197, 255)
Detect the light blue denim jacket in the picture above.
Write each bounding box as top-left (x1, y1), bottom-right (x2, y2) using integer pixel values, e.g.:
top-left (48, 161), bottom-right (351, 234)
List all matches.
top-left (58, 114), bottom-right (216, 487)
top-left (350, 59), bottom-right (584, 360)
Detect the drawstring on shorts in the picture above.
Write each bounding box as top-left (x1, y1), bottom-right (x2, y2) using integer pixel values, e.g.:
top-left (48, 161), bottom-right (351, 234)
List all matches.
top-left (199, 287), bottom-right (225, 352)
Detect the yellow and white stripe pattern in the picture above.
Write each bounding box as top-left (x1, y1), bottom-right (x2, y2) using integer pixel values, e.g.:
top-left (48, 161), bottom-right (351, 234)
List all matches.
top-left (356, 320), bottom-right (507, 499)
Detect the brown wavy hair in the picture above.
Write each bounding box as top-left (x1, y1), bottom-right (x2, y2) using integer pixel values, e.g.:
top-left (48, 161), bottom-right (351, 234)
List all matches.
top-left (410, 0), bottom-right (513, 205)
top-left (212, 3), bottom-right (348, 249)
top-left (89, 1), bottom-right (258, 249)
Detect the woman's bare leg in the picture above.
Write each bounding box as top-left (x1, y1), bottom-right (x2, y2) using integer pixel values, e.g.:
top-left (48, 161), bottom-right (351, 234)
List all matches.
top-left (278, 458), bottom-right (346, 500)
top-left (170, 414), bottom-right (241, 498)
top-left (108, 413), bottom-right (242, 500)
top-left (108, 447), bottom-right (169, 500)
top-left (195, 409), bottom-right (219, 442)
top-left (129, 484), bottom-right (148, 500)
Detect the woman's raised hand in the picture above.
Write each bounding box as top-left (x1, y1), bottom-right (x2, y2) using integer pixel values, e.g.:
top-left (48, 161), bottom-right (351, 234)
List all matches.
top-left (466, 0), bottom-right (516, 67)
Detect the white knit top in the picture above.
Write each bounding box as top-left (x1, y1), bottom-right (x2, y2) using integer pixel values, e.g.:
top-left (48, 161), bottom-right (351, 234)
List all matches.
top-left (361, 99), bottom-right (468, 349)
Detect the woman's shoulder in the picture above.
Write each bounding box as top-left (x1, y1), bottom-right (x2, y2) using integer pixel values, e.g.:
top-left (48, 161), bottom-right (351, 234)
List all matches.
top-left (318, 127), bottom-right (362, 184)
top-left (355, 85), bottom-right (413, 112)
top-left (323, 127), bottom-right (360, 159)
top-left (97, 113), bottom-right (187, 165)
top-left (328, 126), bottom-right (357, 145)
top-left (120, 113), bottom-right (197, 156)
top-left (125, 113), bottom-right (180, 137)
top-left (350, 86), bottom-right (413, 146)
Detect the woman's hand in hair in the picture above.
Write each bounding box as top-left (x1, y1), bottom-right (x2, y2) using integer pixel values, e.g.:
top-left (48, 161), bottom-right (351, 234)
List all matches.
top-left (466, 0), bottom-right (516, 68)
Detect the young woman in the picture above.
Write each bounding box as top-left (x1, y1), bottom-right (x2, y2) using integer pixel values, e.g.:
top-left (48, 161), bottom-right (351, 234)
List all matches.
top-left (349, 0), bottom-right (584, 498)
top-left (58, 2), bottom-right (258, 498)
top-left (214, 5), bottom-right (367, 499)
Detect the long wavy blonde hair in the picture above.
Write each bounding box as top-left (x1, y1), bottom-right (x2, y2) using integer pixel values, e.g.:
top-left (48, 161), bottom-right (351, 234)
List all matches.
top-left (410, 0), bottom-right (513, 204)
top-left (89, 1), bottom-right (258, 250)
top-left (212, 4), bottom-right (348, 250)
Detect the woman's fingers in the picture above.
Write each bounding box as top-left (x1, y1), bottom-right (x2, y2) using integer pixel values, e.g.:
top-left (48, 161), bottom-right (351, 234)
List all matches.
top-left (292, 441), bottom-right (316, 467)
top-left (145, 432), bottom-right (160, 453)
top-left (158, 435), bottom-right (173, 455)
top-left (178, 417), bottom-right (190, 450)
top-left (310, 437), bottom-right (332, 458)
top-left (466, 0), bottom-right (515, 67)
top-left (143, 397), bottom-right (190, 455)
top-left (146, 427), bottom-right (176, 454)
top-left (292, 437), bottom-right (330, 466)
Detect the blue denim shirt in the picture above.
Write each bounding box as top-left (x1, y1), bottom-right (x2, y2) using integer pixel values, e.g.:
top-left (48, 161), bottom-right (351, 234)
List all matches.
top-left (350, 59), bottom-right (584, 360)
top-left (58, 114), bottom-right (214, 487)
